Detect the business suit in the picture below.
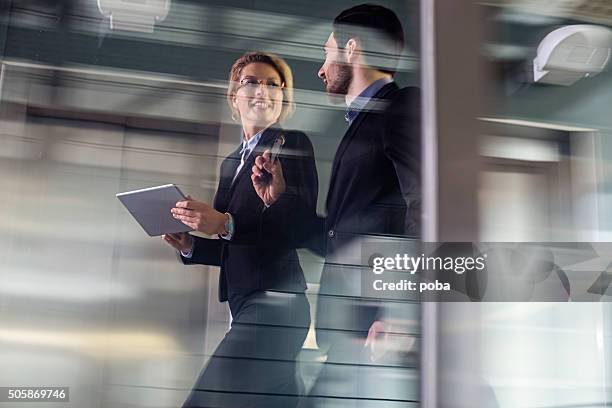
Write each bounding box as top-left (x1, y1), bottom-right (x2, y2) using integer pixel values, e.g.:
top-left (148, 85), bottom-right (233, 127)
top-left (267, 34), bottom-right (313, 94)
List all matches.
top-left (310, 82), bottom-right (420, 342)
top-left (181, 126), bottom-right (318, 408)
top-left (302, 82), bottom-right (421, 406)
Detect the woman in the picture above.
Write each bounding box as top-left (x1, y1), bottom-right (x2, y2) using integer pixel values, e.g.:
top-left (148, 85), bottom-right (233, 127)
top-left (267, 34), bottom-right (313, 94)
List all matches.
top-left (163, 52), bottom-right (318, 408)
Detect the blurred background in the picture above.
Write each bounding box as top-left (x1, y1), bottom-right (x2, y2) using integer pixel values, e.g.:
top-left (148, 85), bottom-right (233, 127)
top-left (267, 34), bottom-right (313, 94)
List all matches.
top-left (0, 0), bottom-right (612, 407)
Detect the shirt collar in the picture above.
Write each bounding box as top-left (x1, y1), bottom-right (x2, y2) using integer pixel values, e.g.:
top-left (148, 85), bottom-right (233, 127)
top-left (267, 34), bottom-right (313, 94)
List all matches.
top-left (345, 77), bottom-right (393, 125)
top-left (240, 128), bottom-right (265, 154)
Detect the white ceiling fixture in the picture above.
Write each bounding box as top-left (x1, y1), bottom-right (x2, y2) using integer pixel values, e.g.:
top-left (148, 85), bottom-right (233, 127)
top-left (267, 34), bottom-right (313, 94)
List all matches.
top-left (533, 25), bottom-right (612, 86)
top-left (97, 0), bottom-right (170, 33)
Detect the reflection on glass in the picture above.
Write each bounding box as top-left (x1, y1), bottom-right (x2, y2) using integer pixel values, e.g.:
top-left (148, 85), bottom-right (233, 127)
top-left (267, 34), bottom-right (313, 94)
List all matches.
top-left (0, 1), bottom-right (421, 408)
top-left (473, 2), bottom-right (612, 407)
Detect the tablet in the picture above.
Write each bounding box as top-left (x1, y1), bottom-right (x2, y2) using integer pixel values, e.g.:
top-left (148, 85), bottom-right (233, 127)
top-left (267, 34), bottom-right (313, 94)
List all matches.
top-left (116, 184), bottom-right (194, 236)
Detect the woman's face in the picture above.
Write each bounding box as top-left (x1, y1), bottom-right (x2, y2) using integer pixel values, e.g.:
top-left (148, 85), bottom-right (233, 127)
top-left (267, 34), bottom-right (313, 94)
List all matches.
top-left (232, 62), bottom-right (284, 127)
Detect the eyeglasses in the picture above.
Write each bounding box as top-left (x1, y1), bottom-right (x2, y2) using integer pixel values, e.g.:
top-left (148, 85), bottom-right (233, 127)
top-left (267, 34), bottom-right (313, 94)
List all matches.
top-left (237, 76), bottom-right (284, 92)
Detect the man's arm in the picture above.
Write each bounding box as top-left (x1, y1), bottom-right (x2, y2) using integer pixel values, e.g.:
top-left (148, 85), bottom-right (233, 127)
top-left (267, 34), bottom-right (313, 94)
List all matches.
top-left (367, 87), bottom-right (422, 356)
top-left (382, 86), bottom-right (422, 237)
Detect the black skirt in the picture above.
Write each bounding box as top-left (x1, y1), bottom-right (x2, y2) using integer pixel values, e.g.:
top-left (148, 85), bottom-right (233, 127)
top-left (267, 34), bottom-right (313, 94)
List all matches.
top-left (182, 290), bottom-right (311, 408)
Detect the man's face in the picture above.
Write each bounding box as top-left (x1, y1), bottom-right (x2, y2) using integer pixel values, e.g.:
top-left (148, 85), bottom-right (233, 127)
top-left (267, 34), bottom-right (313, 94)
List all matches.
top-left (318, 33), bottom-right (352, 97)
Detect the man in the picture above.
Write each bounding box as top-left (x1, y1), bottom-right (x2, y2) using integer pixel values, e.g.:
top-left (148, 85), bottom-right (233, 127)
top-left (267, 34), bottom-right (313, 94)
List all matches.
top-left (252, 3), bottom-right (421, 405)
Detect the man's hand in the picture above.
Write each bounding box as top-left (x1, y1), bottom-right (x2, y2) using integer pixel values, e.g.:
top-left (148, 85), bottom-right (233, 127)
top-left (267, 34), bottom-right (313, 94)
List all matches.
top-left (251, 149), bottom-right (285, 207)
top-left (162, 232), bottom-right (193, 253)
top-left (364, 320), bottom-right (390, 362)
top-left (171, 195), bottom-right (228, 236)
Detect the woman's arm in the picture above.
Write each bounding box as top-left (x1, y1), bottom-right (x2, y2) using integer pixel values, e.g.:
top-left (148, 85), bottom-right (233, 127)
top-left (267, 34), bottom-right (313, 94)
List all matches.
top-left (162, 232), bottom-right (222, 266)
top-left (257, 131), bottom-right (322, 249)
top-left (182, 235), bottom-right (223, 266)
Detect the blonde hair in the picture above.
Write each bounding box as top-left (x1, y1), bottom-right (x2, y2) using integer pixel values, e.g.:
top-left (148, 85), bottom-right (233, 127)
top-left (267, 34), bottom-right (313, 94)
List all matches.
top-left (227, 51), bottom-right (295, 122)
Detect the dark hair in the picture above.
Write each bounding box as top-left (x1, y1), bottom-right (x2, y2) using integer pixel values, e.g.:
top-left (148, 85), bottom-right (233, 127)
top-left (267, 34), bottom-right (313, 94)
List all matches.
top-left (333, 4), bottom-right (405, 74)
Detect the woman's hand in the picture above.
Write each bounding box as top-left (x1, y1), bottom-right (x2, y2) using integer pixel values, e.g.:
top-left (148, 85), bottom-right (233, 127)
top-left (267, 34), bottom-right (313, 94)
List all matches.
top-left (171, 196), bottom-right (228, 236)
top-left (251, 149), bottom-right (286, 206)
top-left (162, 232), bottom-right (193, 253)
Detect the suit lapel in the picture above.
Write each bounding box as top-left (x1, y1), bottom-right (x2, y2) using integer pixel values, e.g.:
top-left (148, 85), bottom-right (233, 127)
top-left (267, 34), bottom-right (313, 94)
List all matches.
top-left (326, 82), bottom-right (399, 212)
top-left (222, 147), bottom-right (242, 186)
top-left (226, 126), bottom-right (280, 199)
top-left (214, 145), bottom-right (242, 210)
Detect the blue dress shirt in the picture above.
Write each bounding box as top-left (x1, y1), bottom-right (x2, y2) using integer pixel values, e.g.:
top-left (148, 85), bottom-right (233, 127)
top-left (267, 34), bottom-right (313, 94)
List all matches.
top-left (345, 77), bottom-right (393, 126)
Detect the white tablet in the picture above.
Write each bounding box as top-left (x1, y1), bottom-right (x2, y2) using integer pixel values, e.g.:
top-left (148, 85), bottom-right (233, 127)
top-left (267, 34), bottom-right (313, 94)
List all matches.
top-left (116, 184), bottom-right (194, 236)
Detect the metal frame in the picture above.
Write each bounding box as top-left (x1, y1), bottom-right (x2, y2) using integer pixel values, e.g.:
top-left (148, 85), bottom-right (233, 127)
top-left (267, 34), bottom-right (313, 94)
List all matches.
top-left (420, 0), bottom-right (484, 406)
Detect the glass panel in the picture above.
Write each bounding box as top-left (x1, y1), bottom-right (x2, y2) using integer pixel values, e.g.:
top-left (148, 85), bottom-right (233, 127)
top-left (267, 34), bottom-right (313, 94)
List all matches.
top-left (0, 1), bottom-right (422, 407)
top-left (473, 2), bottom-right (612, 407)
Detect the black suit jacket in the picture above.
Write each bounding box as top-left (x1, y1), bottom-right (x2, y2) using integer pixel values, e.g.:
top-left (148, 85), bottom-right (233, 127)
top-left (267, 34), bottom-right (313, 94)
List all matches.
top-left (311, 83), bottom-right (421, 344)
top-left (181, 127), bottom-right (318, 314)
